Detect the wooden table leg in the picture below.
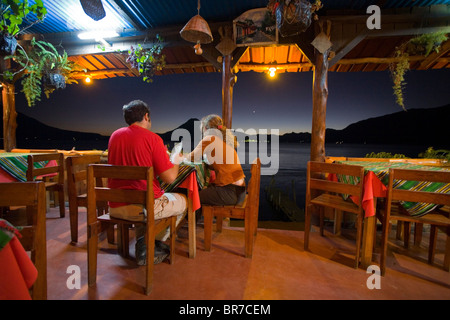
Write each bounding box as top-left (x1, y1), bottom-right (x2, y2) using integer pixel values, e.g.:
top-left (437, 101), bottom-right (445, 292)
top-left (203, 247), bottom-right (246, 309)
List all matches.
top-left (188, 196), bottom-right (196, 258)
top-left (361, 215), bottom-right (376, 269)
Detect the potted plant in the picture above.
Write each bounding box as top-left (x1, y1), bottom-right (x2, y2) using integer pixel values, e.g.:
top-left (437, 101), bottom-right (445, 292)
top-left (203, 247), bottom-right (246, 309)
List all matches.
top-left (12, 37), bottom-right (84, 106)
top-left (0, 0), bottom-right (47, 56)
top-left (390, 31), bottom-right (448, 110)
top-left (126, 34), bottom-right (166, 83)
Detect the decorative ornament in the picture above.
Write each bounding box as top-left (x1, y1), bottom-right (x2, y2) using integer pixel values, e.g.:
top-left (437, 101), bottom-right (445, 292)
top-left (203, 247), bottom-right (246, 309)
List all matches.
top-left (311, 31), bottom-right (332, 54)
top-left (180, 0), bottom-right (213, 55)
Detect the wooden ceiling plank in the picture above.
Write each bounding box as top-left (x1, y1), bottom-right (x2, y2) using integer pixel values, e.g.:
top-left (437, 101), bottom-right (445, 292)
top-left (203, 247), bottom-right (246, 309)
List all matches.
top-left (91, 54), bottom-right (116, 69)
top-left (329, 28), bottom-right (368, 67)
top-left (418, 39), bottom-right (450, 70)
top-left (111, 52), bottom-right (140, 77)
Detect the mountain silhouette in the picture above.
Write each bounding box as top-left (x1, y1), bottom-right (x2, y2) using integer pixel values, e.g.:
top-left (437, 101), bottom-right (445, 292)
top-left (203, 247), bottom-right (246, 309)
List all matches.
top-left (157, 118), bottom-right (201, 149)
top-left (0, 112), bottom-right (110, 150)
top-left (326, 104), bottom-right (449, 148)
top-left (1, 104), bottom-right (448, 150)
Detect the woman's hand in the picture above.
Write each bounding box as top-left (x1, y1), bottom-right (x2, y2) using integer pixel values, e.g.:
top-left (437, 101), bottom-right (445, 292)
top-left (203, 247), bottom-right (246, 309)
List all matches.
top-left (170, 152), bottom-right (185, 165)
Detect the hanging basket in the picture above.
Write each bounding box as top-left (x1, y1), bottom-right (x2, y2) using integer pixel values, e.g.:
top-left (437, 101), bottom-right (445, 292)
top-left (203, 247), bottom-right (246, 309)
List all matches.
top-left (0, 34), bottom-right (18, 56)
top-left (275, 0), bottom-right (313, 37)
top-left (80, 0), bottom-right (106, 21)
top-left (43, 72), bottom-right (66, 90)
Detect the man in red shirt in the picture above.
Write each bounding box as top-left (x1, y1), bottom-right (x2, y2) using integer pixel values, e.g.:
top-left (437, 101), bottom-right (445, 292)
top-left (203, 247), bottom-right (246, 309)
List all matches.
top-left (108, 100), bottom-right (186, 265)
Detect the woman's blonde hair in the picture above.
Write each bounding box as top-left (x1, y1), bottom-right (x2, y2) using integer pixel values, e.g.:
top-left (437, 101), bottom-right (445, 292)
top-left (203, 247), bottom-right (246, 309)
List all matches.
top-left (200, 114), bottom-right (238, 149)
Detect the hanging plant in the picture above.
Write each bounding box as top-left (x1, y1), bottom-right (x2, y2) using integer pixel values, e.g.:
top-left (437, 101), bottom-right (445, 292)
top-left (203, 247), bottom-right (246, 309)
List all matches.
top-left (390, 31), bottom-right (448, 111)
top-left (126, 34), bottom-right (166, 83)
top-left (0, 0), bottom-right (47, 56)
top-left (267, 0), bottom-right (322, 37)
top-left (11, 37), bottom-right (85, 106)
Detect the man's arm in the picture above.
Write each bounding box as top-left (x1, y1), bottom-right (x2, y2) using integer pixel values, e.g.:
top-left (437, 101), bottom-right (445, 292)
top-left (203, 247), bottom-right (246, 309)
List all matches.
top-left (159, 164), bottom-right (179, 184)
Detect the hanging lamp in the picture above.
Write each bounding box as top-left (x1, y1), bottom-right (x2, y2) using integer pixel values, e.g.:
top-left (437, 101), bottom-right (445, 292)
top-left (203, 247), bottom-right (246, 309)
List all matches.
top-left (180, 0), bottom-right (213, 55)
top-left (80, 0), bottom-right (106, 21)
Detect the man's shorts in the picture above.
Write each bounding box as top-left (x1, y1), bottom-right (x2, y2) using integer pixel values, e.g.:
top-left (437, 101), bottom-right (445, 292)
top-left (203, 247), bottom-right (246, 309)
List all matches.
top-left (109, 192), bottom-right (187, 222)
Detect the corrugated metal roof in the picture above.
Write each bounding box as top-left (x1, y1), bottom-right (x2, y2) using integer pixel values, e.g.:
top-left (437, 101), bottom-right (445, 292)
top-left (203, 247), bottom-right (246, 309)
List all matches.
top-left (23, 0), bottom-right (450, 34)
top-left (25, 0), bottom-right (133, 34)
top-left (108, 0), bottom-right (450, 30)
top-left (17, 0), bottom-right (450, 80)
top-left (319, 0), bottom-right (450, 10)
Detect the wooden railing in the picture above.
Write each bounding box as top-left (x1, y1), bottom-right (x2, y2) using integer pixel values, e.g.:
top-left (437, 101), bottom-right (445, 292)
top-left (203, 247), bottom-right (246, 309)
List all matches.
top-left (326, 156), bottom-right (449, 167)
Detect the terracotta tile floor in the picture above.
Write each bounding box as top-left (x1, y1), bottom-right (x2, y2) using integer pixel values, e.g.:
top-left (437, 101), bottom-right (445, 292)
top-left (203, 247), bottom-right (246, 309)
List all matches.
top-left (13, 207), bottom-right (450, 300)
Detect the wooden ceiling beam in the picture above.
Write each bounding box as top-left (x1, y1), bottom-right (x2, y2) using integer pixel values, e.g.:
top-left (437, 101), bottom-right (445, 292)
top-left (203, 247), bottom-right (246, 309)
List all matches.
top-left (72, 53), bottom-right (449, 79)
top-left (417, 39), bottom-right (450, 70)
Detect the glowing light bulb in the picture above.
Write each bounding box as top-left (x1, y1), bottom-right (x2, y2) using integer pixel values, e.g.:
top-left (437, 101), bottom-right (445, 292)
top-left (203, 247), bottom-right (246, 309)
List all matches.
top-left (268, 67), bottom-right (276, 78)
top-left (85, 77), bottom-right (92, 84)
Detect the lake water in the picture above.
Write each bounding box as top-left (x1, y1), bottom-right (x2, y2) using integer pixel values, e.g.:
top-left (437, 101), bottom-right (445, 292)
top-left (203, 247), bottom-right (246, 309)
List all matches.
top-left (243, 142), bottom-right (430, 221)
top-left (20, 137), bottom-right (430, 222)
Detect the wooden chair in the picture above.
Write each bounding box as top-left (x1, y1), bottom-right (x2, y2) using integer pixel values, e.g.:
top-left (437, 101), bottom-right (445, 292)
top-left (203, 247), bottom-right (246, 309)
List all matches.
top-left (27, 153), bottom-right (65, 218)
top-left (0, 182), bottom-right (47, 300)
top-left (304, 161), bottom-right (365, 268)
top-left (66, 155), bottom-right (109, 243)
top-left (86, 164), bottom-right (177, 295)
top-left (202, 158), bottom-right (261, 258)
top-left (380, 168), bottom-right (450, 275)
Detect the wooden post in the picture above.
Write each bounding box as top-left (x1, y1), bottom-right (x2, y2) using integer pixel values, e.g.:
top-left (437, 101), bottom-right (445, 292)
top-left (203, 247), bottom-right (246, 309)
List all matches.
top-left (2, 83), bottom-right (17, 151)
top-left (310, 51), bottom-right (328, 162)
top-left (221, 54), bottom-right (236, 128)
top-left (310, 22), bottom-right (331, 162)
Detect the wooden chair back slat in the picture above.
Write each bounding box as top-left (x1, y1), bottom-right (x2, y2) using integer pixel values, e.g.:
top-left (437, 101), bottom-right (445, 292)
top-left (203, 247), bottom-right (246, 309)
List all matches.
top-left (391, 168), bottom-right (450, 185)
top-left (309, 161), bottom-right (365, 177)
top-left (91, 164), bottom-right (150, 180)
top-left (392, 189), bottom-right (450, 205)
top-left (0, 183), bottom-right (42, 205)
top-left (95, 188), bottom-right (147, 204)
top-left (309, 179), bottom-right (362, 197)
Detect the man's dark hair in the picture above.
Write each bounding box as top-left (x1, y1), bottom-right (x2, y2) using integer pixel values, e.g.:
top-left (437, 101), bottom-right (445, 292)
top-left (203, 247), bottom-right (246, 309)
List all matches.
top-left (122, 100), bottom-right (150, 125)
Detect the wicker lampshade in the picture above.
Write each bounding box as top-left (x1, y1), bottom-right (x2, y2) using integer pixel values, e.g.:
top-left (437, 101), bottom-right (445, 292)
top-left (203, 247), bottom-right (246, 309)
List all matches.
top-left (180, 14), bottom-right (213, 44)
top-left (80, 0), bottom-right (106, 21)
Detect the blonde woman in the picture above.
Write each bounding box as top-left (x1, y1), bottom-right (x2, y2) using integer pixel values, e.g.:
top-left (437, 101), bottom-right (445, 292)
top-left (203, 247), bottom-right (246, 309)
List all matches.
top-left (184, 114), bottom-right (246, 206)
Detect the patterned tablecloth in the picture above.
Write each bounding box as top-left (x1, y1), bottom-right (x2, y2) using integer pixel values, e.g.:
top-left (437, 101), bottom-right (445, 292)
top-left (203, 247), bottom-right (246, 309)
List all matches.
top-left (332, 161), bottom-right (450, 217)
top-left (0, 153), bottom-right (48, 182)
top-left (159, 161), bottom-right (210, 192)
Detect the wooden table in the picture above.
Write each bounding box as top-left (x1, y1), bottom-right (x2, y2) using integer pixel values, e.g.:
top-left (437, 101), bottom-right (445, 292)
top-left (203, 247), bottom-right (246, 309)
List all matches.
top-left (331, 161), bottom-right (450, 268)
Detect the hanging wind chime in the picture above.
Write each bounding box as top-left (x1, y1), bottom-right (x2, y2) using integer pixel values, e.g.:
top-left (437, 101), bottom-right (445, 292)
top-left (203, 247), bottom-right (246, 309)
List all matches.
top-left (180, 0), bottom-right (213, 55)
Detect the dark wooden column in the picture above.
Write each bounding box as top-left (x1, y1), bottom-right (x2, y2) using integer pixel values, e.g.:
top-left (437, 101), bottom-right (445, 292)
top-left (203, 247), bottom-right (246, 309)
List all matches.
top-left (2, 83), bottom-right (17, 151)
top-left (310, 51), bottom-right (329, 162)
top-left (221, 54), bottom-right (236, 128)
top-left (310, 21), bottom-right (332, 163)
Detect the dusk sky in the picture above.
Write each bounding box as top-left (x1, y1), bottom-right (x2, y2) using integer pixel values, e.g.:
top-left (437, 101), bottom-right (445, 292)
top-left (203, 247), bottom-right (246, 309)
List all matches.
top-left (14, 67), bottom-right (450, 137)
